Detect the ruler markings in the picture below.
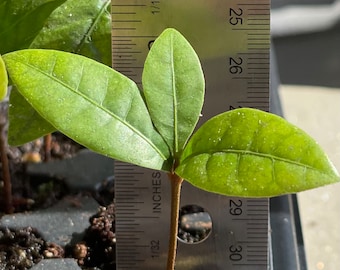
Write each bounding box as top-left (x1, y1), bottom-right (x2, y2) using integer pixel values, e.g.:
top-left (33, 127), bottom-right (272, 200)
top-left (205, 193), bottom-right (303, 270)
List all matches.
top-left (112, 35), bottom-right (158, 38)
top-left (113, 0), bottom-right (270, 269)
top-left (248, 69), bottom-right (270, 71)
top-left (112, 51), bottom-right (142, 54)
top-left (233, 263), bottom-right (267, 266)
top-left (239, 53), bottom-right (269, 56)
top-left (247, 230), bottom-right (268, 234)
top-left (112, 28), bottom-right (137, 30)
top-left (116, 226), bottom-right (140, 229)
top-left (248, 91), bottom-right (269, 93)
top-left (115, 166), bottom-right (140, 169)
top-left (247, 97), bottom-right (268, 99)
top-left (116, 218), bottom-right (140, 221)
top-left (247, 199), bottom-right (268, 202)
top-left (113, 58), bottom-right (135, 61)
top-left (248, 38), bottom-right (270, 41)
top-left (112, 4), bottom-right (146, 7)
top-left (233, 76), bottom-right (268, 80)
top-left (112, 57), bottom-right (135, 59)
top-left (232, 28), bottom-right (270, 31)
top-left (118, 234), bottom-right (144, 237)
top-left (248, 18), bottom-right (270, 21)
top-left (118, 245), bottom-right (149, 248)
top-left (117, 186), bottom-right (148, 189)
top-left (238, 3), bottom-right (269, 5)
top-left (116, 189), bottom-right (143, 192)
top-left (112, 66), bottom-right (143, 69)
top-left (112, 47), bottom-right (134, 50)
top-left (247, 222), bottom-right (268, 225)
top-left (112, 62), bottom-right (135, 64)
top-left (248, 74), bottom-right (269, 76)
top-left (116, 248), bottom-right (140, 252)
top-left (112, 20), bottom-right (141, 22)
top-left (248, 42), bottom-right (270, 45)
top-left (115, 197), bottom-right (139, 200)
top-left (247, 23), bottom-right (269, 26)
top-left (248, 48), bottom-right (270, 51)
top-left (245, 60), bottom-right (268, 63)
top-left (248, 234), bottom-right (268, 237)
top-left (247, 35), bottom-right (270, 37)
top-left (116, 183), bottom-right (138, 186)
top-left (111, 11), bottom-right (136, 13)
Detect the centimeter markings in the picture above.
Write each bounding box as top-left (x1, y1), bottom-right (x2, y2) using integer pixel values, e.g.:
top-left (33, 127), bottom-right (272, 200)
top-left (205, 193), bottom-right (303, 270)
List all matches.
top-left (232, 199), bottom-right (269, 266)
top-left (229, 2), bottom-right (270, 110)
top-left (112, 0), bottom-right (270, 269)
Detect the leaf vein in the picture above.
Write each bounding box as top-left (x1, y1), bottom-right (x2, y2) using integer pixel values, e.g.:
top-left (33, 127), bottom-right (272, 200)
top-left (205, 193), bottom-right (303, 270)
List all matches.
top-left (170, 33), bottom-right (179, 154)
top-left (16, 56), bottom-right (167, 160)
top-left (76, 0), bottom-right (110, 54)
top-left (183, 149), bottom-right (320, 172)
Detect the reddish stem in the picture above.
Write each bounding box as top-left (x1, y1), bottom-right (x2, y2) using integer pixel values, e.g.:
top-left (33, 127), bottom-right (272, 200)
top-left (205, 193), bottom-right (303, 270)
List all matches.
top-left (167, 172), bottom-right (183, 270)
top-left (0, 123), bottom-right (13, 214)
top-left (43, 133), bottom-right (52, 162)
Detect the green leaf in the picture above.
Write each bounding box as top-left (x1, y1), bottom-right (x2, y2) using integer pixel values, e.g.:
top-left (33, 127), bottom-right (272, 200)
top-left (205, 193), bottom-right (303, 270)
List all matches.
top-left (176, 108), bottom-right (340, 197)
top-left (0, 0), bottom-right (66, 54)
top-left (142, 28), bottom-right (205, 157)
top-left (8, 88), bottom-right (56, 146)
top-left (0, 55), bottom-right (8, 100)
top-left (6, 0), bottom-right (111, 145)
top-left (3, 49), bottom-right (171, 170)
top-left (30, 0), bottom-right (112, 66)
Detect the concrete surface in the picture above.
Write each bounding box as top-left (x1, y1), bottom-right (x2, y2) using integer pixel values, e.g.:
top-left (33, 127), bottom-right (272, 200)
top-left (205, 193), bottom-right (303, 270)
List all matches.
top-left (279, 85), bottom-right (340, 270)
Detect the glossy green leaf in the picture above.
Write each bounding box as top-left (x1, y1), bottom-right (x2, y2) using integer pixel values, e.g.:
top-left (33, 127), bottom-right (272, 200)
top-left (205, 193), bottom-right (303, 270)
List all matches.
top-left (142, 28), bottom-right (205, 157)
top-left (0, 0), bottom-right (66, 54)
top-left (176, 108), bottom-right (340, 197)
top-left (3, 49), bottom-right (171, 170)
top-left (0, 55), bottom-right (8, 100)
top-left (8, 88), bottom-right (56, 146)
top-left (7, 0), bottom-right (111, 145)
top-left (30, 0), bottom-right (111, 66)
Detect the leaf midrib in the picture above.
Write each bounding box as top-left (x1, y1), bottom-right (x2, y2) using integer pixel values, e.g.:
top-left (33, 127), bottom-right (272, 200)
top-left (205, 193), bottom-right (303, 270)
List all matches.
top-left (170, 33), bottom-right (179, 154)
top-left (181, 149), bottom-right (322, 172)
top-left (76, 0), bottom-right (110, 54)
top-left (12, 55), bottom-right (168, 160)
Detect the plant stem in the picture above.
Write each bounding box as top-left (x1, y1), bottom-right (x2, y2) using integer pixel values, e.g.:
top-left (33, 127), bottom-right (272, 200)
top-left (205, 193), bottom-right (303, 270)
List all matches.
top-left (43, 133), bottom-right (52, 162)
top-left (167, 172), bottom-right (183, 270)
top-left (0, 123), bottom-right (13, 214)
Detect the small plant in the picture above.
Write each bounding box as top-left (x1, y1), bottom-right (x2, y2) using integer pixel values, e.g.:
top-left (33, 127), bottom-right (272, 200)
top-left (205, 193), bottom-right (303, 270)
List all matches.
top-left (1, 28), bottom-right (339, 269)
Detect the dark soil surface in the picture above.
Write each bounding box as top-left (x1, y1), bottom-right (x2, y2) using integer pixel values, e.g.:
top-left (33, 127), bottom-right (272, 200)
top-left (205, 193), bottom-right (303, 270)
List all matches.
top-left (0, 133), bottom-right (116, 269)
top-left (67, 204), bottom-right (116, 270)
top-left (0, 227), bottom-right (50, 270)
top-left (1, 134), bottom-right (82, 213)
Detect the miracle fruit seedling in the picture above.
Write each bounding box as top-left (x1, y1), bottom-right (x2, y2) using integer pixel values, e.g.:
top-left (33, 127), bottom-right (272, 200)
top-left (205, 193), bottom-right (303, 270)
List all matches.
top-left (2, 28), bottom-right (339, 270)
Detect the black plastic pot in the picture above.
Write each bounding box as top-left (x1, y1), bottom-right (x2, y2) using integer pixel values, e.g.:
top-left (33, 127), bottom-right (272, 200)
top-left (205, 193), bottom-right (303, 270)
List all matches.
top-left (269, 46), bottom-right (307, 270)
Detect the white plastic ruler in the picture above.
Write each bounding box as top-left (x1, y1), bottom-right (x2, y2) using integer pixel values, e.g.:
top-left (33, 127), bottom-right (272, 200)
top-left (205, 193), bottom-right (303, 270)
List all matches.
top-left (111, 1), bottom-right (271, 269)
